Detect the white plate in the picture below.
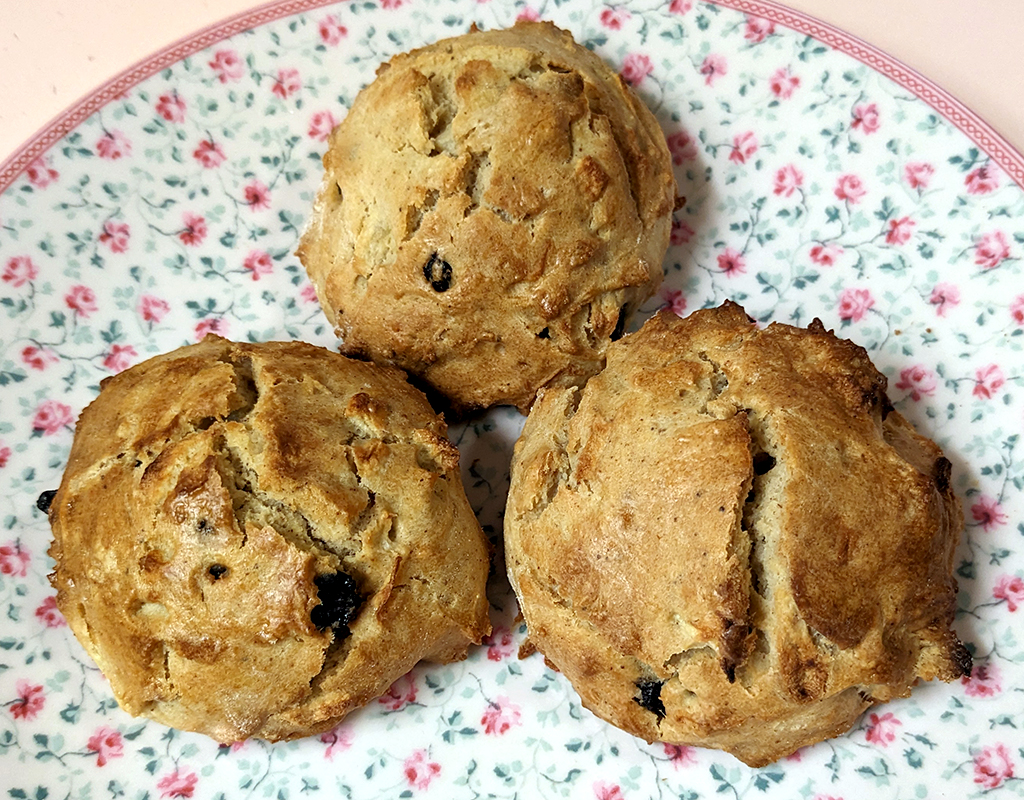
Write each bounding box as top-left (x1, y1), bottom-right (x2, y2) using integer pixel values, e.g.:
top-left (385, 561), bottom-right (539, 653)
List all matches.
top-left (1, 1), bottom-right (1022, 797)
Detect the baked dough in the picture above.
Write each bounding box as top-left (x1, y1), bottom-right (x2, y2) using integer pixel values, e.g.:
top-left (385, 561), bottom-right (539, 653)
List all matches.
top-left (48, 335), bottom-right (491, 742)
top-left (297, 21), bottom-right (676, 413)
top-left (504, 302), bottom-right (970, 766)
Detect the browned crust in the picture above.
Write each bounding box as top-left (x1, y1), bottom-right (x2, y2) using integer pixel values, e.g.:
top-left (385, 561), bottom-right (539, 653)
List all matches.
top-left (48, 335), bottom-right (491, 743)
top-left (297, 21), bottom-right (676, 413)
top-left (504, 302), bottom-right (969, 766)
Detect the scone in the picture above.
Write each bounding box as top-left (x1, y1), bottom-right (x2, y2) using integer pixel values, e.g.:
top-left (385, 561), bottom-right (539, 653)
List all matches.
top-left (297, 21), bottom-right (676, 413)
top-left (504, 302), bottom-right (970, 767)
top-left (48, 335), bottom-right (491, 743)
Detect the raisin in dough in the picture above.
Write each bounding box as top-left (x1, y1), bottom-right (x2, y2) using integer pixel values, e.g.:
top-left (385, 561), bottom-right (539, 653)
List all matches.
top-left (504, 302), bottom-right (970, 766)
top-left (48, 335), bottom-right (491, 743)
top-left (297, 21), bottom-right (676, 414)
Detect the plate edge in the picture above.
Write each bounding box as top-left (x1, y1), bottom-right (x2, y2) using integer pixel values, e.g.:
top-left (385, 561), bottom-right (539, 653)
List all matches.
top-left (2, 0), bottom-right (1024, 192)
top-left (0, 0), bottom-right (338, 192)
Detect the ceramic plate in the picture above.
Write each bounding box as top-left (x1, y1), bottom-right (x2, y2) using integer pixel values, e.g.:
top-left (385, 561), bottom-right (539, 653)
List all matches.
top-left (1, 1), bottom-right (1022, 797)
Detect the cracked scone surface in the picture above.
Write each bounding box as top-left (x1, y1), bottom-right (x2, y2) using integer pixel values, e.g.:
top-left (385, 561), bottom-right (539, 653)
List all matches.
top-left (297, 20), bottom-right (675, 413)
top-left (48, 335), bottom-right (491, 743)
top-left (504, 302), bottom-right (970, 767)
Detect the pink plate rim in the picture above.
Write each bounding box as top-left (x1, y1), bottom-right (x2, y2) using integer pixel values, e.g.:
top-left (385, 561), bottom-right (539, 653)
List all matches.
top-left (2, 0), bottom-right (1023, 193)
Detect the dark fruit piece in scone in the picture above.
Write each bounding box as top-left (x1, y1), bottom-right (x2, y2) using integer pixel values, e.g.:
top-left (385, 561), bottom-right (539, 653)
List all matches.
top-left (310, 571), bottom-right (363, 635)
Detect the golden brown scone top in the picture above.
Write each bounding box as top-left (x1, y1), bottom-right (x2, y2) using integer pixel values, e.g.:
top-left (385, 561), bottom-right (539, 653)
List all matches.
top-left (48, 335), bottom-right (491, 743)
top-left (504, 302), bottom-right (969, 766)
top-left (297, 20), bottom-right (676, 414)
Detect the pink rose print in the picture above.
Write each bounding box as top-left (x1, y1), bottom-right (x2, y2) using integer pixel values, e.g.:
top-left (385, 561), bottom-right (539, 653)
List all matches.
top-left (516, 7), bottom-right (541, 22)
top-left (905, 160), bottom-right (937, 190)
top-left (244, 180), bottom-right (271, 211)
top-left (320, 725), bottom-right (352, 760)
top-left (773, 163), bottom-right (804, 198)
top-left (813, 796), bottom-right (843, 800)
top-left (378, 673), bottom-right (417, 711)
top-left (98, 220), bottom-right (130, 253)
top-left (21, 345), bottom-right (59, 371)
top-left (1011, 295), bottom-right (1024, 326)
top-left (483, 627), bottom-right (515, 661)
top-left (319, 14), bottom-right (348, 46)
top-left (885, 215), bottom-right (915, 245)
top-left (669, 0), bottom-right (693, 14)
top-left (25, 156), bottom-right (59, 188)
top-left (744, 16), bottom-right (775, 43)
top-left (837, 287), bottom-right (874, 322)
top-left (663, 743), bottom-right (697, 767)
top-left (594, 782), bottom-right (625, 800)
top-left (717, 247), bottom-right (746, 277)
top-left (663, 288), bottom-right (687, 317)
top-left (300, 283), bottom-right (319, 303)
top-left (965, 164), bottom-right (999, 195)
top-left (156, 92), bottom-right (186, 123)
top-left (3, 255), bottom-right (39, 287)
top-left (0, 443), bottom-right (10, 469)
top-left (974, 230), bottom-right (1011, 269)
top-left (600, 7), bottom-right (630, 29)
top-left (195, 318), bottom-right (229, 340)
top-left (809, 242), bottom-right (842, 267)
top-left (381, 0), bottom-right (404, 7)
top-left (139, 294), bottom-right (170, 323)
top-left (834, 173), bottom-right (866, 204)
top-left (904, 161), bottom-right (934, 190)
top-left (851, 102), bottom-right (880, 134)
top-left (272, 68), bottom-right (302, 99)
top-left (65, 284), bottom-right (98, 317)
top-left (973, 743), bottom-right (1015, 790)
top-left (666, 130), bottom-right (698, 164)
top-left (35, 596), bottom-right (66, 628)
top-left (403, 750), bottom-right (441, 790)
top-left (994, 574), bottom-right (1024, 612)
top-left (728, 131), bottom-right (758, 164)
top-left (973, 364), bottom-right (1005, 399)
top-left (87, 726), bottom-right (124, 766)
top-left (894, 365), bottom-right (936, 401)
top-left (158, 769), bottom-right (199, 798)
top-left (0, 541), bottom-right (30, 577)
top-left (193, 139), bottom-right (226, 168)
top-left (972, 495), bottom-right (1008, 531)
top-left (699, 54), bottom-right (727, 86)
top-left (864, 711), bottom-right (901, 746)
top-left (769, 66), bottom-right (799, 99)
top-left (179, 213), bottom-right (208, 246)
top-left (962, 662), bottom-right (1002, 698)
top-left (96, 129), bottom-right (132, 160)
top-left (671, 218), bottom-right (695, 246)
top-left (308, 110), bottom-right (338, 142)
top-left (33, 400), bottom-right (74, 435)
top-left (481, 697), bottom-right (522, 735)
top-left (209, 49), bottom-right (244, 83)
top-left (103, 344), bottom-right (137, 373)
top-left (621, 53), bottom-right (654, 87)
top-left (243, 250), bottom-right (273, 281)
top-left (10, 680), bottom-right (45, 720)
top-left (929, 283), bottom-right (960, 317)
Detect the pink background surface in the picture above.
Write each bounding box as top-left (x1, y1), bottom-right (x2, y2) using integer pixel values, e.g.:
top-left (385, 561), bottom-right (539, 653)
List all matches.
top-left (2, 0), bottom-right (1023, 166)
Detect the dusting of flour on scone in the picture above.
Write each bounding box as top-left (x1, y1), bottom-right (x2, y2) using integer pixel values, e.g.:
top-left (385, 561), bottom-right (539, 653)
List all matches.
top-left (48, 335), bottom-right (491, 743)
top-left (504, 301), bottom-right (970, 767)
top-left (297, 21), bottom-right (676, 414)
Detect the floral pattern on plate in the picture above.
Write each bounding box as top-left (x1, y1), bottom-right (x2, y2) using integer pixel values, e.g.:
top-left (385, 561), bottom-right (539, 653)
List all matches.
top-left (1, 0), bottom-right (1022, 798)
